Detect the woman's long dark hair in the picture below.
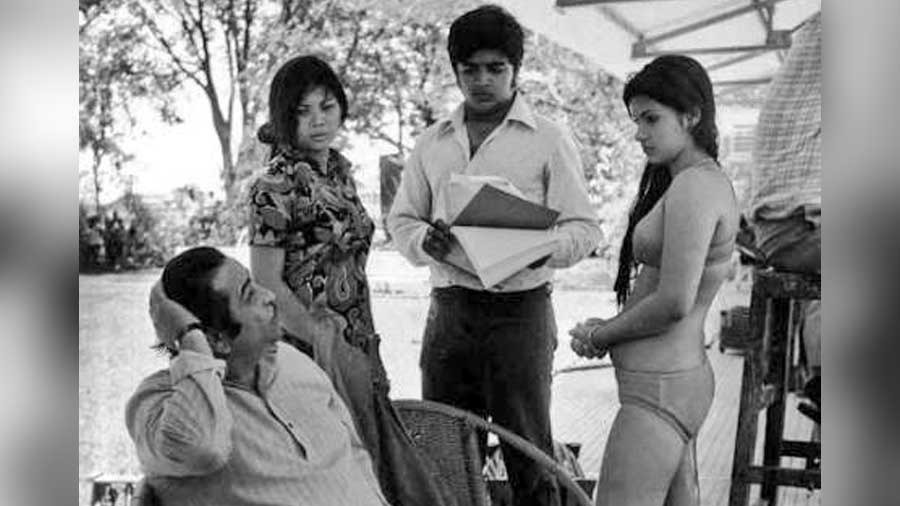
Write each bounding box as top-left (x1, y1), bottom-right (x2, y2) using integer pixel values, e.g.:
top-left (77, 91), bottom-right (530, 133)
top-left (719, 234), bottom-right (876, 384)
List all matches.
top-left (613, 55), bottom-right (720, 307)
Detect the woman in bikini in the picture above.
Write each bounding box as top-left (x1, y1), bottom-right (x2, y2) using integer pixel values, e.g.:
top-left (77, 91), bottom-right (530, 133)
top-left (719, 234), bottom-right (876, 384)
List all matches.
top-left (569, 55), bottom-right (739, 505)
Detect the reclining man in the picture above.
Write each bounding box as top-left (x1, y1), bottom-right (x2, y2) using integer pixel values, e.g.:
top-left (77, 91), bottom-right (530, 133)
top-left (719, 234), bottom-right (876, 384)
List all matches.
top-left (125, 246), bottom-right (389, 505)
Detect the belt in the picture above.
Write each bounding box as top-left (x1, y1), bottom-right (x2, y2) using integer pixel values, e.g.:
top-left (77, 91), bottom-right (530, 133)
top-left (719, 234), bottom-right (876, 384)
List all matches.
top-left (431, 283), bottom-right (551, 303)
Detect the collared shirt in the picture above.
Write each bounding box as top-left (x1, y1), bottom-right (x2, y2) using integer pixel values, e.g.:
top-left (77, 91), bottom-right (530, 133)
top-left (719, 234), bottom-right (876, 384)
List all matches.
top-left (749, 12), bottom-right (821, 225)
top-left (125, 342), bottom-right (388, 506)
top-left (387, 93), bottom-right (601, 292)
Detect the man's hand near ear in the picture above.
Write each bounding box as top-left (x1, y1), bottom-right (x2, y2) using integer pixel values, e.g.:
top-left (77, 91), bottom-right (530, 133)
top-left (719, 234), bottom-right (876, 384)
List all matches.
top-left (149, 280), bottom-right (212, 355)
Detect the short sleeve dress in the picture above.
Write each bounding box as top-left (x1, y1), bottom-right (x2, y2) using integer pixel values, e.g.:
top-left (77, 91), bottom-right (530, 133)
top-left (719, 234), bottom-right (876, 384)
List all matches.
top-left (248, 146), bottom-right (376, 347)
top-left (248, 145), bottom-right (451, 506)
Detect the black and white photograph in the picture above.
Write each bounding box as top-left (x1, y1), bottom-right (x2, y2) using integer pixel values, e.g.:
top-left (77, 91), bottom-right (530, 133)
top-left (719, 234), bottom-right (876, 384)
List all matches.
top-left (76, 1), bottom-right (836, 505)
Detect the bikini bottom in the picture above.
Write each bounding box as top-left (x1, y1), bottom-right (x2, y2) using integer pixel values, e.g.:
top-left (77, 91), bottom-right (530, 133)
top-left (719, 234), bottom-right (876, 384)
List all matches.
top-left (615, 358), bottom-right (715, 442)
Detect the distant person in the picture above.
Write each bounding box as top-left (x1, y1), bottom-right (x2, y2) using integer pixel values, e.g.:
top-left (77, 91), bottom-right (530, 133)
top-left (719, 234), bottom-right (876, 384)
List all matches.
top-left (126, 246), bottom-right (389, 505)
top-left (569, 55), bottom-right (738, 506)
top-left (105, 212), bottom-right (125, 271)
top-left (747, 12), bottom-right (821, 422)
top-left (123, 223), bottom-right (138, 268)
top-left (86, 215), bottom-right (105, 269)
top-left (387, 5), bottom-right (601, 506)
top-left (247, 55), bottom-right (450, 505)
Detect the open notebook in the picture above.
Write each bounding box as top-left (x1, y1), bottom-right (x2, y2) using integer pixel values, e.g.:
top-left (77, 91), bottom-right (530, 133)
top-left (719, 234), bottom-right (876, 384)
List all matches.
top-left (442, 175), bottom-right (560, 288)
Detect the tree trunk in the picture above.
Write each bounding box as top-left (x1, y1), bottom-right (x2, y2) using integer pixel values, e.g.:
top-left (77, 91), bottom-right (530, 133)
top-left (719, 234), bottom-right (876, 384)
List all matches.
top-left (235, 126), bottom-right (267, 187)
top-left (204, 84), bottom-right (237, 200)
top-left (216, 126), bottom-right (236, 199)
top-left (92, 147), bottom-right (103, 215)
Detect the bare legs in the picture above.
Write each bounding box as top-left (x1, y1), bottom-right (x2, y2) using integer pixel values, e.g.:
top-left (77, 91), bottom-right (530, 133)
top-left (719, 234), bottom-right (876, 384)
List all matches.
top-left (595, 405), bottom-right (701, 506)
top-left (664, 440), bottom-right (700, 506)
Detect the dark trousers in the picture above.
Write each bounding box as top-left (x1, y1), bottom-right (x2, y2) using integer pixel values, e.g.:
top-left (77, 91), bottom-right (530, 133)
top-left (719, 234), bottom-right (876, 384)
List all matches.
top-left (421, 284), bottom-right (560, 506)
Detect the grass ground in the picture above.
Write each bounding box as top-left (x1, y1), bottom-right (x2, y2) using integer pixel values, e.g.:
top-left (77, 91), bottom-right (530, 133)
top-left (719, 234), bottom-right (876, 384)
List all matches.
top-left (79, 248), bottom-right (751, 504)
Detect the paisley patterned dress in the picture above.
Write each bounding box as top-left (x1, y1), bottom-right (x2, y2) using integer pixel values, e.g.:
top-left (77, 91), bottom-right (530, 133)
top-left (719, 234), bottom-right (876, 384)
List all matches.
top-left (248, 146), bottom-right (376, 348)
top-left (248, 146), bottom-right (451, 506)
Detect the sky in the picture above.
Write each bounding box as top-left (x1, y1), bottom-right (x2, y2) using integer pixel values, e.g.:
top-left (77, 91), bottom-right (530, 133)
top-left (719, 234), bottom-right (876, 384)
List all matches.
top-left (125, 89), bottom-right (223, 197)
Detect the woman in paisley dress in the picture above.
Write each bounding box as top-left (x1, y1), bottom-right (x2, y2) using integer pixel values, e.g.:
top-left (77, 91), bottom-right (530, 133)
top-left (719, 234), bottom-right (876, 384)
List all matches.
top-left (248, 55), bottom-right (451, 506)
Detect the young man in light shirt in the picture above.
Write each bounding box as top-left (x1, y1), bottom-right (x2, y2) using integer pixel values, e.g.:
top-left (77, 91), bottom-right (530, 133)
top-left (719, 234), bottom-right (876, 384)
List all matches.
top-left (387, 5), bottom-right (601, 506)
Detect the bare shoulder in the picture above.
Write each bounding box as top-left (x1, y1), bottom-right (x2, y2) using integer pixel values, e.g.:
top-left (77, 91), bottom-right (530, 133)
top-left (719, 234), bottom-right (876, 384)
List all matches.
top-left (669, 163), bottom-right (735, 207)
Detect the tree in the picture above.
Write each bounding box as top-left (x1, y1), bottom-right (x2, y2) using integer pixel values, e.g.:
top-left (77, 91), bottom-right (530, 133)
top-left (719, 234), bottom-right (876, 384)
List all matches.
top-left (123, 0), bottom-right (262, 198)
top-left (519, 33), bottom-right (644, 258)
top-left (335, 0), bottom-right (482, 157)
top-left (126, 0), bottom-right (416, 196)
top-left (83, 0), bottom-right (467, 203)
top-left (79, 0), bottom-right (181, 212)
top-left (80, 0), bottom-right (644, 261)
top-left (341, 15), bottom-right (456, 157)
top-left (237, 1), bottom-right (461, 160)
top-left (222, 1), bottom-right (464, 239)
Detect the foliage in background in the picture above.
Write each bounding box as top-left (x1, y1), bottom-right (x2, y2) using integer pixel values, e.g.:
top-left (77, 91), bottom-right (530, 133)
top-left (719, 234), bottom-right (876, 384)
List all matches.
top-left (79, 0), bottom-right (710, 264)
top-left (79, 0), bottom-right (182, 211)
top-left (79, 193), bottom-right (167, 272)
top-left (85, 0), bottom-right (467, 202)
top-left (78, 185), bottom-right (244, 272)
top-left (221, 0), bottom-right (475, 244)
top-left (122, 0), bottom-right (265, 199)
top-left (520, 33), bottom-right (644, 259)
top-left (222, 0), bottom-right (643, 262)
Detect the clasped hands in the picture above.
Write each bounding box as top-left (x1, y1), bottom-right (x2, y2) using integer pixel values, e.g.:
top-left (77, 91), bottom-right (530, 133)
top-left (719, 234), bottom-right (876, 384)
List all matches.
top-left (568, 317), bottom-right (610, 360)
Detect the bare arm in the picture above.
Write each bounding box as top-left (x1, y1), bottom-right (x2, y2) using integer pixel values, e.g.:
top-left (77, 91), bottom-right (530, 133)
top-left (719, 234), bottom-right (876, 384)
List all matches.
top-left (250, 245), bottom-right (316, 345)
top-left (246, 166), bottom-right (322, 346)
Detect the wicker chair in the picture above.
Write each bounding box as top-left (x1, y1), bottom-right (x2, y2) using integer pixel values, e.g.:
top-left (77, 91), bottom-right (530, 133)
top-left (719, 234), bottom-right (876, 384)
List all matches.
top-left (393, 399), bottom-right (593, 506)
top-left (129, 400), bottom-right (593, 506)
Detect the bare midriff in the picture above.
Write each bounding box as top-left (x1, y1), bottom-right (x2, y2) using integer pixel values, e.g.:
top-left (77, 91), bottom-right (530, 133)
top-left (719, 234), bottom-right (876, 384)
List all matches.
top-left (610, 261), bottom-right (731, 372)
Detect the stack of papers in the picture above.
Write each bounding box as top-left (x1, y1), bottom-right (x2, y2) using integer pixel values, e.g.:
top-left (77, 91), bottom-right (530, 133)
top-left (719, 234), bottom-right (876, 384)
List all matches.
top-left (442, 175), bottom-right (560, 288)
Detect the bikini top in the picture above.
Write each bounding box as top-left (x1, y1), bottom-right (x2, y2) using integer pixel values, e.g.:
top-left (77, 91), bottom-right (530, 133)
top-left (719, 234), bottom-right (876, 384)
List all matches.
top-left (632, 167), bottom-right (735, 269)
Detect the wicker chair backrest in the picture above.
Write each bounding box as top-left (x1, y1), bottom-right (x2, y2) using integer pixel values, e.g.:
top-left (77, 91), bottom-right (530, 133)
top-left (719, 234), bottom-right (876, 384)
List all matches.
top-left (394, 400), bottom-right (490, 506)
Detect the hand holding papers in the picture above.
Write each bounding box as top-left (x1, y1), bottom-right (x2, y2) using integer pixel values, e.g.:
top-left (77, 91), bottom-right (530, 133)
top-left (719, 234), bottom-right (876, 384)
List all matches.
top-left (441, 175), bottom-right (560, 287)
top-left (422, 219), bottom-right (455, 262)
